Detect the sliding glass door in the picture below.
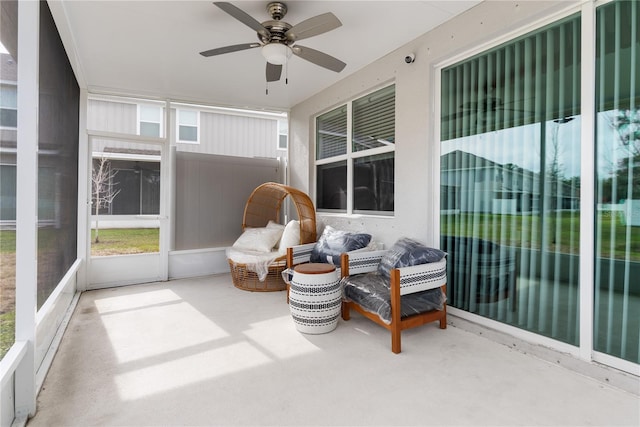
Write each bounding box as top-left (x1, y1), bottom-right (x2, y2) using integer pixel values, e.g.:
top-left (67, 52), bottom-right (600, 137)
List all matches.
top-left (440, 0), bottom-right (640, 366)
top-left (440, 14), bottom-right (582, 345)
top-left (594, 0), bottom-right (640, 364)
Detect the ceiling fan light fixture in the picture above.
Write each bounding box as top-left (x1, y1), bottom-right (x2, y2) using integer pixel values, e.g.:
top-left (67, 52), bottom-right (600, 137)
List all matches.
top-left (261, 43), bottom-right (292, 65)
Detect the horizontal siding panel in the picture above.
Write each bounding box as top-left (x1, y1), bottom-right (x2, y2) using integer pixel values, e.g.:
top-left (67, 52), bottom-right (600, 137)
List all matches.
top-left (87, 99), bottom-right (137, 134)
top-left (178, 112), bottom-right (278, 158)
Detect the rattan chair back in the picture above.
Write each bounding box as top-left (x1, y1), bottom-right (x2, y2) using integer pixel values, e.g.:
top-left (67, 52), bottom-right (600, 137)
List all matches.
top-left (242, 182), bottom-right (316, 244)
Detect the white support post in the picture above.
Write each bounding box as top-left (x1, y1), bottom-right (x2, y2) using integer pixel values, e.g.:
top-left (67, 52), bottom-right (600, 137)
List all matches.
top-left (15, 0), bottom-right (40, 418)
top-left (77, 89), bottom-right (90, 291)
top-left (346, 102), bottom-right (353, 214)
top-left (159, 100), bottom-right (171, 281)
top-left (579, 1), bottom-right (596, 362)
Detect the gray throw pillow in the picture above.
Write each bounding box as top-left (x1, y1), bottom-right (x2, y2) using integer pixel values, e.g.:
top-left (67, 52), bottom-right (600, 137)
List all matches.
top-left (377, 237), bottom-right (446, 281)
top-left (310, 225), bottom-right (372, 265)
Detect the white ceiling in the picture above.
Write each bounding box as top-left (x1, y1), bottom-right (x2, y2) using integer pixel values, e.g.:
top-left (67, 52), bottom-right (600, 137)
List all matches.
top-left (59, 0), bottom-right (480, 112)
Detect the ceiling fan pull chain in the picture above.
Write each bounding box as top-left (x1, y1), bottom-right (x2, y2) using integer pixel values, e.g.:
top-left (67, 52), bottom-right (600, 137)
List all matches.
top-left (286, 56), bottom-right (289, 84)
top-left (266, 81), bottom-right (269, 95)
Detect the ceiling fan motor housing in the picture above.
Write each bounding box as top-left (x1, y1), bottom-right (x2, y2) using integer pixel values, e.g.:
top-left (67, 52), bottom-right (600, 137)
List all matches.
top-left (260, 2), bottom-right (292, 44)
top-left (266, 2), bottom-right (287, 20)
top-left (259, 20), bottom-right (292, 44)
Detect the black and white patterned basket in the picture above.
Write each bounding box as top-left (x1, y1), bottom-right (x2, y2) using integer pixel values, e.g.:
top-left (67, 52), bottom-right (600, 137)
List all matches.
top-left (289, 268), bottom-right (341, 334)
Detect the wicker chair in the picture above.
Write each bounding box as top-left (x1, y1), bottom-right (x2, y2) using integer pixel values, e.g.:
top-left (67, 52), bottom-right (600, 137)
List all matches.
top-left (228, 182), bottom-right (316, 292)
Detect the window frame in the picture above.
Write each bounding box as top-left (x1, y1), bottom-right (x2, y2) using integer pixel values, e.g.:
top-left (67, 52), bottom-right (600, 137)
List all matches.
top-left (277, 118), bottom-right (288, 151)
top-left (0, 82), bottom-right (18, 129)
top-left (137, 103), bottom-right (164, 138)
top-left (314, 83), bottom-right (396, 216)
top-left (176, 108), bottom-right (200, 144)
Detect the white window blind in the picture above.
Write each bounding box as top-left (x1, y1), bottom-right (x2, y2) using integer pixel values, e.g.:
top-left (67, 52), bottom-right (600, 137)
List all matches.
top-left (316, 105), bottom-right (347, 160)
top-left (352, 84), bottom-right (395, 152)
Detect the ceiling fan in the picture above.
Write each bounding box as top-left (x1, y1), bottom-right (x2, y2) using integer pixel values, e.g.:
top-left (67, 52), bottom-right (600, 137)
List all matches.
top-left (200, 1), bottom-right (347, 84)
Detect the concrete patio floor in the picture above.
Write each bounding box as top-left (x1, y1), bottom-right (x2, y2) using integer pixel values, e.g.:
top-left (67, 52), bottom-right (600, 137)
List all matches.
top-left (27, 274), bottom-right (639, 426)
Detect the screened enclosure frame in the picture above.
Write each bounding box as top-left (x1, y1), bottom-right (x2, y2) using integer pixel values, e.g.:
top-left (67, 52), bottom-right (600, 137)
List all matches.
top-left (85, 129), bottom-right (170, 288)
top-left (433, 0), bottom-right (638, 375)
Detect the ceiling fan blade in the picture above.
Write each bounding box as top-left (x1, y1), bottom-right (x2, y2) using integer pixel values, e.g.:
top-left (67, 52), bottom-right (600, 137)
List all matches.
top-left (266, 63), bottom-right (283, 82)
top-left (285, 12), bottom-right (342, 42)
top-left (292, 45), bottom-right (346, 73)
top-left (199, 43), bottom-right (261, 57)
top-left (214, 2), bottom-right (270, 39)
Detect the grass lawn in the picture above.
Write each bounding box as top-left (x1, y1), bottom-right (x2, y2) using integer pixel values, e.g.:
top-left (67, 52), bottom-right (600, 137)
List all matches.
top-left (91, 228), bottom-right (160, 256)
top-left (0, 311), bottom-right (15, 360)
top-left (0, 230), bottom-right (15, 360)
top-left (0, 230), bottom-right (15, 253)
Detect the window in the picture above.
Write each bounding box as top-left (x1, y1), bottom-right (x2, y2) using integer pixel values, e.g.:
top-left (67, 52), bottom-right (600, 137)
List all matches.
top-left (0, 83), bottom-right (17, 128)
top-left (278, 119), bottom-right (288, 150)
top-left (440, 15), bottom-right (581, 345)
top-left (317, 105), bottom-right (347, 160)
top-left (138, 104), bottom-right (163, 137)
top-left (0, 165), bottom-right (16, 220)
top-left (177, 109), bottom-right (199, 143)
top-left (315, 84), bottom-right (395, 214)
top-left (352, 86), bottom-right (395, 152)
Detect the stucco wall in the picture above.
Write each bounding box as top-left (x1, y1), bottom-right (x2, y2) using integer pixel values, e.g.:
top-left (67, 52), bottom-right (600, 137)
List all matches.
top-left (288, 0), bottom-right (574, 248)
